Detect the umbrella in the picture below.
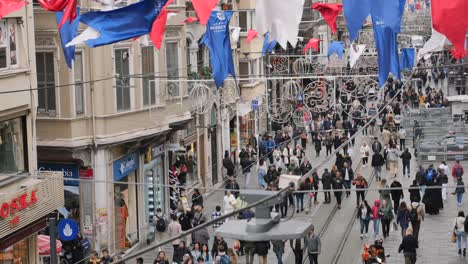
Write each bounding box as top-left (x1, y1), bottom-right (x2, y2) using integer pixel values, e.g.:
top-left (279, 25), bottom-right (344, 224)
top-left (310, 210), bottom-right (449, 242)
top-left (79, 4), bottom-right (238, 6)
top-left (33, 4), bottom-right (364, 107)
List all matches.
top-left (38, 235), bottom-right (62, 255)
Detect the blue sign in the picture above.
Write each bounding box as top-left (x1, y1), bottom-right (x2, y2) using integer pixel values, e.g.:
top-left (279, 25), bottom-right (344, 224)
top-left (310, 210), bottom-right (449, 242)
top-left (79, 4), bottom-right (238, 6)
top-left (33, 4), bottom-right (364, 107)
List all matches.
top-left (58, 219), bottom-right (79, 241)
top-left (38, 163), bottom-right (79, 186)
top-left (113, 152), bottom-right (139, 181)
top-left (252, 100), bottom-right (259, 111)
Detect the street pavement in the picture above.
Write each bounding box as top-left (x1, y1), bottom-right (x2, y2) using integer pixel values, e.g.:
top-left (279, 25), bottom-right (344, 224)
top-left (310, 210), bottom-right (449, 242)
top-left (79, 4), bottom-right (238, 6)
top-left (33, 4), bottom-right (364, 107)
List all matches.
top-left (136, 132), bottom-right (368, 263)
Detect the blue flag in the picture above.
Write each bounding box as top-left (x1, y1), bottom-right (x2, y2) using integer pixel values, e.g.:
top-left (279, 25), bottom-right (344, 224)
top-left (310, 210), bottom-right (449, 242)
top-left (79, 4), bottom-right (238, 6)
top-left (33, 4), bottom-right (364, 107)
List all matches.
top-left (400, 48), bottom-right (415, 70)
top-left (370, 0), bottom-right (406, 34)
top-left (327, 41), bottom-right (345, 59)
top-left (56, 7), bottom-right (80, 69)
top-left (200, 11), bottom-right (236, 88)
top-left (409, 3), bottom-right (415, 12)
top-left (262, 32), bottom-right (277, 56)
top-left (343, 0), bottom-right (371, 42)
top-left (372, 21), bottom-right (400, 87)
top-left (79, 0), bottom-right (167, 47)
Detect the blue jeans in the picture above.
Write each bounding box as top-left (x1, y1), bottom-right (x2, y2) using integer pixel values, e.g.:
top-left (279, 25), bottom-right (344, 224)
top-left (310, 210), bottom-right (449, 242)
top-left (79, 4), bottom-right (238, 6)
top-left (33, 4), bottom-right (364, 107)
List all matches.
top-left (275, 251), bottom-right (283, 264)
top-left (457, 231), bottom-right (467, 250)
top-left (343, 180), bottom-right (351, 196)
top-left (360, 219), bottom-right (370, 235)
top-left (373, 219), bottom-right (380, 238)
top-left (457, 193), bottom-right (464, 204)
top-left (295, 193), bottom-right (304, 211)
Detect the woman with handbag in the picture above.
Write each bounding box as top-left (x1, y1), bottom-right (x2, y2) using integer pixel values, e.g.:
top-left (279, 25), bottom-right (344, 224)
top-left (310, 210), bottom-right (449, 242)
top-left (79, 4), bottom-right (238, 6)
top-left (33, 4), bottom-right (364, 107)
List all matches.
top-left (379, 199), bottom-right (394, 239)
top-left (453, 211), bottom-right (467, 256)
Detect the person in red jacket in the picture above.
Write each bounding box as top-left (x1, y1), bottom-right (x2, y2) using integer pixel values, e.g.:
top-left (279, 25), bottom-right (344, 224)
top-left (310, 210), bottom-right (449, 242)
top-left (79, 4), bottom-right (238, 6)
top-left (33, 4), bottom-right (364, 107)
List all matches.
top-left (452, 161), bottom-right (464, 194)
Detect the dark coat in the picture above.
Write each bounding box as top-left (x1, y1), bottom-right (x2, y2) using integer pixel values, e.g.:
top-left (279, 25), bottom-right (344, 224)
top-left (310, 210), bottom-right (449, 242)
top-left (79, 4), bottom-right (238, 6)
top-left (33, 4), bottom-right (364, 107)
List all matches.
top-left (371, 153), bottom-right (385, 167)
top-left (372, 141), bottom-right (382, 153)
top-left (321, 172), bottom-right (333, 190)
top-left (398, 235), bottom-right (418, 254)
top-left (390, 181), bottom-right (404, 200)
top-left (255, 241), bottom-right (270, 256)
top-left (223, 158), bottom-right (235, 176)
top-left (340, 167), bottom-right (354, 181)
top-left (400, 151), bottom-right (412, 164)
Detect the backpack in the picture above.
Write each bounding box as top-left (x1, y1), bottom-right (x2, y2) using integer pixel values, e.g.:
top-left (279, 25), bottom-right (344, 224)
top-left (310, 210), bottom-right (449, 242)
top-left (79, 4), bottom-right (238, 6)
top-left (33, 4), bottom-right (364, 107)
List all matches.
top-left (220, 254), bottom-right (231, 264)
top-left (155, 216), bottom-right (166, 232)
top-left (456, 167), bottom-right (464, 178)
top-left (425, 169), bottom-right (434, 182)
top-left (409, 205), bottom-right (419, 222)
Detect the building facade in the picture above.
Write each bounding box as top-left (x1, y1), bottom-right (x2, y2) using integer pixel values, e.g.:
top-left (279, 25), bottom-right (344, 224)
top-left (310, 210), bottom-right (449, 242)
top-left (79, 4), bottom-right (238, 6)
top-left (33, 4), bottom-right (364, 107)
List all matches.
top-left (0, 4), bottom-right (65, 263)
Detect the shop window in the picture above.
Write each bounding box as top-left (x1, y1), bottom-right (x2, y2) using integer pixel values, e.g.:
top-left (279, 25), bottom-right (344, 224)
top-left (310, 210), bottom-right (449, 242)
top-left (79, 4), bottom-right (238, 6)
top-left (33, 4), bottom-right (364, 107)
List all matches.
top-left (114, 49), bottom-right (131, 111)
top-left (74, 51), bottom-right (85, 115)
top-left (0, 237), bottom-right (29, 263)
top-left (0, 117), bottom-right (27, 174)
top-left (114, 174), bottom-right (138, 250)
top-left (36, 52), bottom-right (56, 113)
top-left (0, 19), bottom-right (19, 70)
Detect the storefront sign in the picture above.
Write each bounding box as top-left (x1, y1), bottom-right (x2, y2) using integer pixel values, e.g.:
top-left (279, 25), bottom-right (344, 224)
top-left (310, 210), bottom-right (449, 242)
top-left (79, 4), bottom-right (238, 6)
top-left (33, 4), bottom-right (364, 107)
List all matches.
top-left (113, 152), bottom-right (139, 181)
top-left (38, 163), bottom-right (80, 186)
top-left (167, 143), bottom-right (180, 151)
top-left (58, 219), bottom-right (79, 241)
top-left (83, 215), bottom-right (93, 235)
top-left (152, 144), bottom-right (165, 158)
top-left (0, 172), bottom-right (64, 239)
top-left (230, 132), bottom-right (238, 147)
top-left (79, 168), bottom-right (94, 179)
top-left (0, 190), bottom-right (38, 226)
top-left (96, 208), bottom-right (109, 225)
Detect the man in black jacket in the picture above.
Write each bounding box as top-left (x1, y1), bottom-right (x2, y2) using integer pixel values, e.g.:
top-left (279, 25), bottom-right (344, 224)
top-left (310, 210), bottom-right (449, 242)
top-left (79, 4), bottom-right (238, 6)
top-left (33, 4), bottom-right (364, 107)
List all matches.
top-left (223, 151), bottom-right (235, 177)
top-left (372, 137), bottom-right (382, 153)
top-left (400, 148), bottom-right (412, 177)
top-left (398, 228), bottom-right (418, 264)
top-left (340, 162), bottom-right (354, 197)
top-left (390, 179), bottom-right (404, 214)
top-left (321, 169), bottom-right (333, 203)
top-left (225, 175), bottom-right (240, 198)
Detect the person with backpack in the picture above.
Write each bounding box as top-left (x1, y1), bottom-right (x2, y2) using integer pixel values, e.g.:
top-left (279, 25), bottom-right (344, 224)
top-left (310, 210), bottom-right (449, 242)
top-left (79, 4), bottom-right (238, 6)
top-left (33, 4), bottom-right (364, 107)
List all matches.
top-left (155, 209), bottom-right (167, 233)
top-left (396, 202), bottom-right (411, 238)
top-left (409, 201), bottom-right (424, 241)
top-left (452, 161), bottom-right (464, 194)
top-left (453, 211), bottom-right (467, 257)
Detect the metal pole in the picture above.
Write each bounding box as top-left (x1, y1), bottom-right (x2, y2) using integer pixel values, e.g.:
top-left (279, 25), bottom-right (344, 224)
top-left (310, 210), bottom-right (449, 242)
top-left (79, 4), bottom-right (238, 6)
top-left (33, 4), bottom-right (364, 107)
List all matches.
top-left (236, 101), bottom-right (241, 163)
top-left (255, 109), bottom-right (259, 166)
top-left (49, 218), bottom-right (57, 264)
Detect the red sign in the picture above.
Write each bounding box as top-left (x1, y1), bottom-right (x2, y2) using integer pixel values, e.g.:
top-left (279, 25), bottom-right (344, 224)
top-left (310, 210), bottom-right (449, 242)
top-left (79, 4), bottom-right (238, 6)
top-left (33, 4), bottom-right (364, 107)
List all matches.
top-left (0, 190), bottom-right (38, 221)
top-left (79, 168), bottom-right (94, 179)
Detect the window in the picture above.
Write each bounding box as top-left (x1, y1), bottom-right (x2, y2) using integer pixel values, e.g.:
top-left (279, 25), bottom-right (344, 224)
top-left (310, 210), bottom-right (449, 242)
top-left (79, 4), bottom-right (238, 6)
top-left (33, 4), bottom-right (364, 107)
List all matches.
top-left (36, 52), bottom-right (56, 113)
top-left (0, 117), bottom-right (27, 174)
top-left (142, 46), bottom-right (156, 106)
top-left (238, 10), bottom-right (255, 32)
top-left (239, 60), bottom-right (257, 83)
top-left (0, 19), bottom-right (19, 70)
top-left (165, 42), bottom-right (179, 97)
top-left (74, 51), bottom-right (84, 115)
top-left (115, 49), bottom-right (131, 111)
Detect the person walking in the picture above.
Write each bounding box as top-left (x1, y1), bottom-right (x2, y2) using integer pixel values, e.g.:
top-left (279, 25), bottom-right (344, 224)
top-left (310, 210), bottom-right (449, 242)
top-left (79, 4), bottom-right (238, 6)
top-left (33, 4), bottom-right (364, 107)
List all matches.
top-left (305, 226), bottom-right (321, 264)
top-left (456, 176), bottom-right (466, 206)
top-left (223, 151), bottom-right (235, 178)
top-left (314, 135), bottom-right (322, 157)
top-left (398, 227), bottom-right (418, 264)
top-left (387, 143), bottom-right (401, 178)
top-left (353, 174), bottom-right (368, 207)
top-left (371, 151), bottom-right (385, 181)
top-left (321, 169), bottom-right (333, 204)
top-left (223, 190), bottom-right (237, 216)
top-left (257, 159), bottom-right (267, 189)
top-left (390, 179), bottom-right (404, 214)
top-left (453, 211), bottom-right (467, 256)
top-left (325, 133), bottom-right (333, 156)
top-left (371, 199), bottom-right (382, 239)
top-left (409, 201), bottom-right (424, 241)
top-left (290, 239), bottom-right (303, 264)
top-left (341, 162), bottom-right (354, 198)
top-left (400, 149), bottom-right (412, 178)
top-left (398, 126), bottom-right (407, 150)
top-left (333, 173), bottom-right (345, 209)
top-left (360, 143), bottom-right (371, 167)
top-left (452, 161), bottom-right (464, 194)
top-left (271, 240), bottom-right (285, 264)
top-left (396, 201), bottom-right (411, 238)
top-left (372, 137), bottom-right (382, 153)
top-left (357, 200), bottom-right (372, 239)
top-left (254, 241), bottom-right (270, 264)
top-left (379, 199), bottom-right (394, 239)
top-left (168, 215), bottom-right (183, 251)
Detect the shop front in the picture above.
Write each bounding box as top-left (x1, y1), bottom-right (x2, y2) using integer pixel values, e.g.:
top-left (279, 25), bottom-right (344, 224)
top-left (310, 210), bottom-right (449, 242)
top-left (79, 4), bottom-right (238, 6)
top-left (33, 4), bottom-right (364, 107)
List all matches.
top-left (143, 144), bottom-right (166, 220)
top-left (0, 171), bottom-right (65, 263)
top-left (112, 152), bottom-right (139, 251)
top-left (37, 163), bottom-right (80, 224)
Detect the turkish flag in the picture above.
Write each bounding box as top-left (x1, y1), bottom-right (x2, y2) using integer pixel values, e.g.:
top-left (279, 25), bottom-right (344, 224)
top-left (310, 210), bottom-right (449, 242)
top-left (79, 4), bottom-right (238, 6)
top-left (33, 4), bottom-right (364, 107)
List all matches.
top-left (303, 38), bottom-right (320, 53)
top-left (150, 0), bottom-right (175, 49)
top-left (37, 0), bottom-right (77, 28)
top-left (431, 0), bottom-right (468, 59)
top-left (191, 0), bottom-right (219, 25)
top-left (183, 17), bottom-right (199, 23)
top-left (246, 29), bottom-right (258, 43)
top-left (0, 0), bottom-right (26, 19)
top-left (311, 3), bottom-right (343, 34)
